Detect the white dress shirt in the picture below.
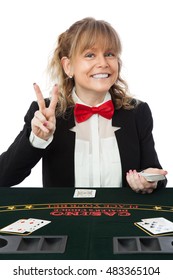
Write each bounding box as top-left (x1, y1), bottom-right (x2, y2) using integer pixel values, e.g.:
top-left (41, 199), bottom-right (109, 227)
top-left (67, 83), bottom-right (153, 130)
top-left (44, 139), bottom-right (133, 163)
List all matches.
top-left (30, 90), bottom-right (122, 188)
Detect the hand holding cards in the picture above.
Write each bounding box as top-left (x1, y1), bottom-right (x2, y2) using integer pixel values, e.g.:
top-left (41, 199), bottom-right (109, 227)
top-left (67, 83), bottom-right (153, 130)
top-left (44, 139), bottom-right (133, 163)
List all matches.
top-left (0, 218), bottom-right (51, 235)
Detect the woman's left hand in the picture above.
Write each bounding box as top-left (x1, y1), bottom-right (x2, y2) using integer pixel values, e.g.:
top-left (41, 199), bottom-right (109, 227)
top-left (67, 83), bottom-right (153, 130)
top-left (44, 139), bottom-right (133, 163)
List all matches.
top-left (126, 168), bottom-right (167, 194)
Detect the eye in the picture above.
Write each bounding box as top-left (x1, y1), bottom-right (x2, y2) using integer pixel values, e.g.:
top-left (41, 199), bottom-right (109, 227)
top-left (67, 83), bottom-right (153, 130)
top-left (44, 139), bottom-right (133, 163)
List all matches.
top-left (105, 52), bottom-right (115, 57)
top-left (84, 52), bottom-right (95, 58)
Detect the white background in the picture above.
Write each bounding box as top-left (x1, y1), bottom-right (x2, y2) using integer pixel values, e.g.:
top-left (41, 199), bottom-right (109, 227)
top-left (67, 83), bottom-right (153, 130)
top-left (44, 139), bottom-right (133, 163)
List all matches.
top-left (0, 0), bottom-right (172, 187)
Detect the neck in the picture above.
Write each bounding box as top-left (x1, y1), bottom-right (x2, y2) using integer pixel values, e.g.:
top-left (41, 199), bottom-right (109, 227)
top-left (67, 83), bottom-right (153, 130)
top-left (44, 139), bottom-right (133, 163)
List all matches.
top-left (75, 91), bottom-right (107, 106)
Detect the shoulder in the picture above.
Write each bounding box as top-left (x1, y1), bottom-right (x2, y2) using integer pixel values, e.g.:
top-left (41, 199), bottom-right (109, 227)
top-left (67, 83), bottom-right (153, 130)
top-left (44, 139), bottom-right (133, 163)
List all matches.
top-left (130, 98), bottom-right (154, 132)
top-left (130, 98), bottom-right (152, 116)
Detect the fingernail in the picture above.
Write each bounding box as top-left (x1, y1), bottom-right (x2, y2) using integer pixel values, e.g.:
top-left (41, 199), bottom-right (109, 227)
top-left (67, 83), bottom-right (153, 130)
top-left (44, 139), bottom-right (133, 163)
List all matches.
top-left (33, 83), bottom-right (36, 86)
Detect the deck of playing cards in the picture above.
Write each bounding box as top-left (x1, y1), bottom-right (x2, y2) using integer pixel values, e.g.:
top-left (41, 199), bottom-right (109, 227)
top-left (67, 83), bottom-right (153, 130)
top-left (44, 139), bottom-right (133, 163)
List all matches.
top-left (135, 217), bottom-right (173, 236)
top-left (0, 218), bottom-right (51, 235)
top-left (138, 173), bottom-right (166, 182)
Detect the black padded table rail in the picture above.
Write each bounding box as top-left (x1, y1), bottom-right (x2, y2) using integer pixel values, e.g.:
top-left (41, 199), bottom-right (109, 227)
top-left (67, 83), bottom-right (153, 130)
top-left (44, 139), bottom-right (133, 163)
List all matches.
top-left (0, 235), bottom-right (67, 253)
top-left (113, 236), bottom-right (173, 254)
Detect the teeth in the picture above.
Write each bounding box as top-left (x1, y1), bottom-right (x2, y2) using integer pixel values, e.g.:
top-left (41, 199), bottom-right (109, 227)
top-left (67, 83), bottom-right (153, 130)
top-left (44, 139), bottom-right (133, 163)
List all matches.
top-left (92, 74), bottom-right (109, 79)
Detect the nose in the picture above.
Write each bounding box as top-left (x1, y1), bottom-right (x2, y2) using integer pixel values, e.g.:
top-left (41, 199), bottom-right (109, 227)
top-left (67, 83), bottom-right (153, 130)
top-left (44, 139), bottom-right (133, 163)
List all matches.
top-left (96, 54), bottom-right (108, 67)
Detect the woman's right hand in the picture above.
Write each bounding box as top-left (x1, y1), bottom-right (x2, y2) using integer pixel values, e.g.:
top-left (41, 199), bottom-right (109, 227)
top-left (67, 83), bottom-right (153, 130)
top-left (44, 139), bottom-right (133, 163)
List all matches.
top-left (31, 83), bottom-right (59, 141)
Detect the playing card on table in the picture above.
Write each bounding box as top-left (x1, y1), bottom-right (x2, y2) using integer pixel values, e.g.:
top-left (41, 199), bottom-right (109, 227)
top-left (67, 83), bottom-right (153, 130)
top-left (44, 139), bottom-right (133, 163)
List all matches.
top-left (135, 217), bottom-right (173, 235)
top-left (0, 218), bottom-right (51, 235)
top-left (73, 189), bottom-right (96, 198)
top-left (0, 219), bottom-right (29, 234)
top-left (24, 218), bottom-right (51, 233)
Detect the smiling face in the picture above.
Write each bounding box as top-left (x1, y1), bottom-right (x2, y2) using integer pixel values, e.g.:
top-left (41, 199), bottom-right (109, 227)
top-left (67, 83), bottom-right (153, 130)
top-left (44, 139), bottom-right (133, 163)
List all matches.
top-left (71, 46), bottom-right (119, 101)
top-left (61, 43), bottom-right (119, 104)
top-left (60, 18), bottom-right (121, 104)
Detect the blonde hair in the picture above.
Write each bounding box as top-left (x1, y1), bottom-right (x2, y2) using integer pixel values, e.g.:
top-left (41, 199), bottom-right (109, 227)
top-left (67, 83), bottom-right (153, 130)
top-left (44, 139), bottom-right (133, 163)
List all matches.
top-left (48, 17), bottom-right (134, 116)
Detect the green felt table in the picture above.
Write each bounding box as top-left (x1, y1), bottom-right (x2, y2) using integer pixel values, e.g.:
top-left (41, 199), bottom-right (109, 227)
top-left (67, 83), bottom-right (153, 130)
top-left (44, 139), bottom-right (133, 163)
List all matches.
top-left (0, 187), bottom-right (173, 260)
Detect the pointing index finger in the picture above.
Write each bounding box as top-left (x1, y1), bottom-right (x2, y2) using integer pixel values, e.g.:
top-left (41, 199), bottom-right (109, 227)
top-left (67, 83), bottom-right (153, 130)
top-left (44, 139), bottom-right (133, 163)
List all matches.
top-left (33, 83), bottom-right (45, 112)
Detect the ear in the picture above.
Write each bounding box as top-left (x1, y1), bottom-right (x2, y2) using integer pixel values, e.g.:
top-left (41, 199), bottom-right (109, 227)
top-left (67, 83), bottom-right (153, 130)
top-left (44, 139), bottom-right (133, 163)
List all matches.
top-left (61, 57), bottom-right (73, 77)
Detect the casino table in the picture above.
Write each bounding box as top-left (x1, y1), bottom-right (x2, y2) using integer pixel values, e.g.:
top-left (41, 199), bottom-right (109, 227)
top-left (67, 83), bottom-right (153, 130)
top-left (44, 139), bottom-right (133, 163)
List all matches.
top-left (0, 187), bottom-right (173, 260)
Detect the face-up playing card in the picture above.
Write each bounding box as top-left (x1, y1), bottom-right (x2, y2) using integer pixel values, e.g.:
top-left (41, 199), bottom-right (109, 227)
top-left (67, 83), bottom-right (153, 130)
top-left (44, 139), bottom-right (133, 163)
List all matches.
top-left (24, 218), bottom-right (51, 233)
top-left (135, 217), bottom-right (173, 235)
top-left (0, 218), bottom-right (51, 235)
top-left (73, 189), bottom-right (96, 198)
top-left (0, 219), bottom-right (28, 234)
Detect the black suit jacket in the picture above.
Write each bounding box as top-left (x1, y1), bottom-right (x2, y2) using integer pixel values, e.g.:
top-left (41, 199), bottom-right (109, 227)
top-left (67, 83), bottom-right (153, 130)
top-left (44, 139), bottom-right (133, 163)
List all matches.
top-left (0, 99), bottom-right (167, 188)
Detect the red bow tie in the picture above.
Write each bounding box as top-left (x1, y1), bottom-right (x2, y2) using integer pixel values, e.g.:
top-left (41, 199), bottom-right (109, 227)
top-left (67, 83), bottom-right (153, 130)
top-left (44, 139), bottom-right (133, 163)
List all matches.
top-left (74, 100), bottom-right (114, 123)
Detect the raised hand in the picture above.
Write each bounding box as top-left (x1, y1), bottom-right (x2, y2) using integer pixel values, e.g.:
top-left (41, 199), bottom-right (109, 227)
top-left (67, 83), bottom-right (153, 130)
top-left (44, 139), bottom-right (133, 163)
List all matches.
top-left (31, 83), bottom-right (59, 140)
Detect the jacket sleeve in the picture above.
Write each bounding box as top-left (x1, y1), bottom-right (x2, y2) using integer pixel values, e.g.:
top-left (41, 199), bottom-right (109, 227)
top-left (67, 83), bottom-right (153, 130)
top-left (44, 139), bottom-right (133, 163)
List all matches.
top-left (0, 101), bottom-right (45, 187)
top-left (134, 101), bottom-right (167, 188)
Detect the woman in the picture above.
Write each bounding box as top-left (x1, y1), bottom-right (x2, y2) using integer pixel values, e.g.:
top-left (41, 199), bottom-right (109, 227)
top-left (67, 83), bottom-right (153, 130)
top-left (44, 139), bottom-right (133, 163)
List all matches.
top-left (0, 17), bottom-right (167, 193)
